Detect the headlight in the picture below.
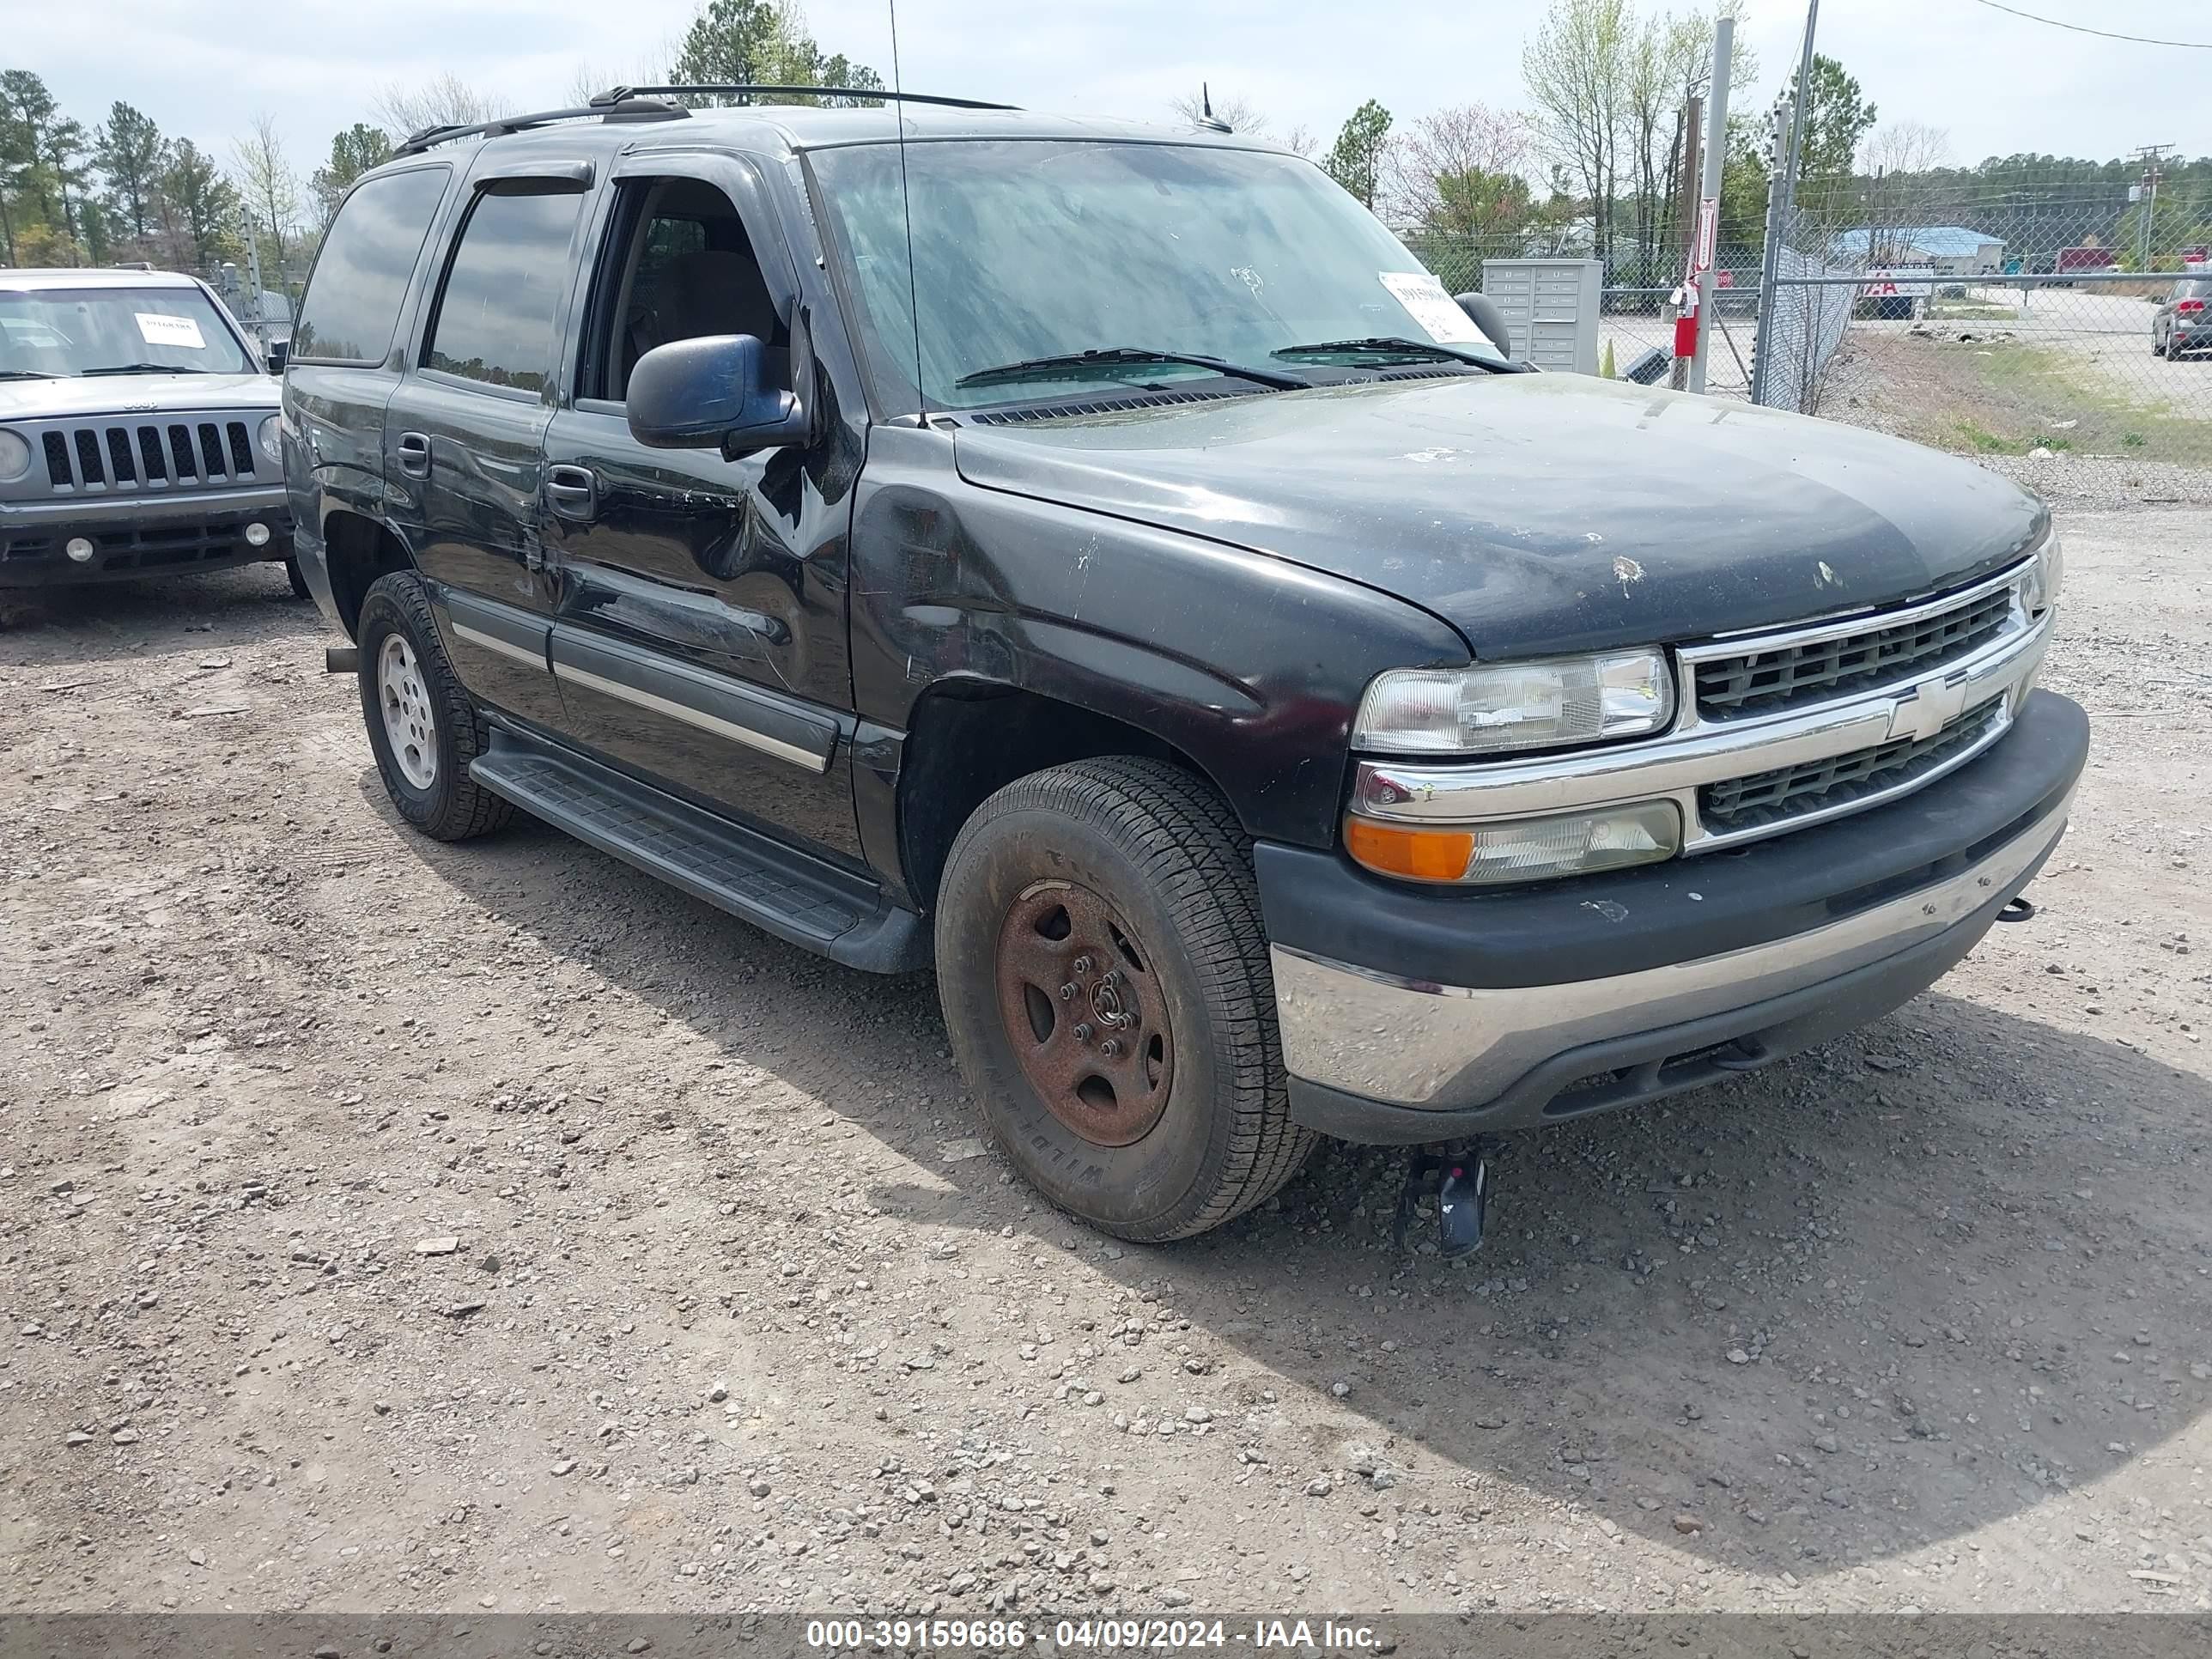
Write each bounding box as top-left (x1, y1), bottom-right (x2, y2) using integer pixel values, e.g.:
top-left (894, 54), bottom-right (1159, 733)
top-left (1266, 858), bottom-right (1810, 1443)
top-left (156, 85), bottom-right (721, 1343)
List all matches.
top-left (2020, 528), bottom-right (2062, 618)
top-left (1346, 800), bottom-right (1681, 885)
top-left (1352, 650), bottom-right (1675, 757)
top-left (258, 415), bottom-right (283, 466)
top-left (0, 428), bottom-right (32, 483)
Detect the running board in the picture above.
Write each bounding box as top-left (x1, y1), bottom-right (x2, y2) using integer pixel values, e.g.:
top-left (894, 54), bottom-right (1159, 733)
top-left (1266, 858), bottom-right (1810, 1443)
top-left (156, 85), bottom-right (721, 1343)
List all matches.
top-left (470, 728), bottom-right (927, 973)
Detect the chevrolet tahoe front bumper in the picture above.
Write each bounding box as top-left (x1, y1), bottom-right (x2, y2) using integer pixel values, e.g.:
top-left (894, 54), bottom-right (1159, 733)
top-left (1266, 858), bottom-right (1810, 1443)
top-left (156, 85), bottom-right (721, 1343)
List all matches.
top-left (0, 485), bottom-right (293, 586)
top-left (1257, 689), bottom-right (2088, 1142)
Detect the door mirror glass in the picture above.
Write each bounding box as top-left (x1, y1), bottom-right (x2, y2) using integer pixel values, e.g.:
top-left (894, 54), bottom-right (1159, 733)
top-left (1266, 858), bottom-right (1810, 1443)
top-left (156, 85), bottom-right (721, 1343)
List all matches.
top-left (626, 333), bottom-right (805, 453)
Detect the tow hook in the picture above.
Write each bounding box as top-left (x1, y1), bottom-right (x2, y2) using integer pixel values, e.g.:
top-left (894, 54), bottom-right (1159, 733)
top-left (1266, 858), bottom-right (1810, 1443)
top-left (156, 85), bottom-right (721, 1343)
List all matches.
top-left (325, 645), bottom-right (360, 674)
top-left (1996, 896), bottom-right (2037, 923)
top-left (1394, 1139), bottom-right (1496, 1259)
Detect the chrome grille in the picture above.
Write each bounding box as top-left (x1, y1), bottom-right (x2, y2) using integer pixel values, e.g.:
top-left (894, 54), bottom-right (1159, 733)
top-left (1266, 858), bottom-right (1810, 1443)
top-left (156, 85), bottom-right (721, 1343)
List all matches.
top-left (1694, 580), bottom-right (2014, 718)
top-left (25, 416), bottom-right (261, 495)
top-left (1700, 696), bottom-right (2006, 836)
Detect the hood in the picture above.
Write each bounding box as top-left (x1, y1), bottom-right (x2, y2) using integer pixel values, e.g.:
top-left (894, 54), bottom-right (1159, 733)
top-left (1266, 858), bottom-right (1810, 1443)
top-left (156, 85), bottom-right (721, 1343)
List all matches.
top-left (0, 372), bottom-right (279, 422)
top-left (952, 374), bottom-right (2047, 658)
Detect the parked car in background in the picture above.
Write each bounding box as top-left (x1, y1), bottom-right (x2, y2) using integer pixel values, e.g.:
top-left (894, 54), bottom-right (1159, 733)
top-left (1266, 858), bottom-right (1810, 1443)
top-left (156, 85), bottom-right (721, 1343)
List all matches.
top-left (1, 267), bottom-right (301, 591)
top-left (2154, 278), bottom-right (2209, 360)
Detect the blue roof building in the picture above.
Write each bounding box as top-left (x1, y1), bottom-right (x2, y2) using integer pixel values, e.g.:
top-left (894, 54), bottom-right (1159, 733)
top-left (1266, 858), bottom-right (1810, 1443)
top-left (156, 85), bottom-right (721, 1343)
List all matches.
top-left (1832, 225), bottom-right (2007, 272)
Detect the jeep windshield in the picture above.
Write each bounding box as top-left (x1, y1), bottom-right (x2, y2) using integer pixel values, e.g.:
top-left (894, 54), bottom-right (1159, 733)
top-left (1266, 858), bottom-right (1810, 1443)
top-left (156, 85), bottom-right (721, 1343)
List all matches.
top-left (809, 139), bottom-right (1510, 411)
top-left (0, 285), bottom-right (258, 379)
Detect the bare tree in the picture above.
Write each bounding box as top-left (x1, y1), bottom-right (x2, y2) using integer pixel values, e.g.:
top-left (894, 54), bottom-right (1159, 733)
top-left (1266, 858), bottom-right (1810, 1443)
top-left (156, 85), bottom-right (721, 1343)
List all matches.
top-left (1863, 119), bottom-right (1951, 178)
top-left (1167, 88), bottom-right (1270, 139)
top-left (1522, 0), bottom-right (1632, 262)
top-left (229, 112), bottom-right (301, 265)
top-left (1861, 120), bottom-right (1956, 267)
top-left (565, 53), bottom-right (673, 107)
top-left (372, 75), bottom-right (514, 142)
top-left (1385, 104), bottom-right (1532, 232)
top-left (1280, 124), bottom-right (1320, 161)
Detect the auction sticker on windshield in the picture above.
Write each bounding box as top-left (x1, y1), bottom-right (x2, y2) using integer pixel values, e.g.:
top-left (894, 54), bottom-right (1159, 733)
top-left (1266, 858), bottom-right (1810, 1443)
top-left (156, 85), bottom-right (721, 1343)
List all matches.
top-left (135, 313), bottom-right (205, 349)
top-left (1379, 270), bottom-right (1484, 344)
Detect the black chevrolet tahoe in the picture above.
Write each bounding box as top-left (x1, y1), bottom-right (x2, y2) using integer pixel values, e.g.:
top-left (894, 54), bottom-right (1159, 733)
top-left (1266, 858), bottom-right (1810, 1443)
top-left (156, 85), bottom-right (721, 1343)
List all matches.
top-left (283, 91), bottom-right (2087, 1243)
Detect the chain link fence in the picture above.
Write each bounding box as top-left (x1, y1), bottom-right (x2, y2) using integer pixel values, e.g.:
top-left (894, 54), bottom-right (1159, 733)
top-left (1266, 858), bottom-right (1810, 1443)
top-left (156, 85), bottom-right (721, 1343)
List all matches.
top-left (1406, 182), bottom-right (2212, 473)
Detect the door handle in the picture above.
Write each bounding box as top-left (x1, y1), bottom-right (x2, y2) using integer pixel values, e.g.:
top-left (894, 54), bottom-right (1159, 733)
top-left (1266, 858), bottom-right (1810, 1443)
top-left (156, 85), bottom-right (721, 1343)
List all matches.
top-left (544, 464), bottom-right (598, 521)
top-left (396, 431), bottom-right (431, 478)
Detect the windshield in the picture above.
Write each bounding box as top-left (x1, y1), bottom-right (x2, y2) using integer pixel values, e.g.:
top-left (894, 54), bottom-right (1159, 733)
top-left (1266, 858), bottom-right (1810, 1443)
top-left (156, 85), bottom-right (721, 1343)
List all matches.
top-left (810, 139), bottom-right (1508, 410)
top-left (0, 285), bottom-right (258, 378)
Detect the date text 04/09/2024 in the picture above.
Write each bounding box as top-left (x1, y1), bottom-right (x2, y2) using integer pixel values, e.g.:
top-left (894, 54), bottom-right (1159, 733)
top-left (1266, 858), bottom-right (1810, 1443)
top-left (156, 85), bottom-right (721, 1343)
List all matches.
top-left (802, 1617), bottom-right (1385, 1651)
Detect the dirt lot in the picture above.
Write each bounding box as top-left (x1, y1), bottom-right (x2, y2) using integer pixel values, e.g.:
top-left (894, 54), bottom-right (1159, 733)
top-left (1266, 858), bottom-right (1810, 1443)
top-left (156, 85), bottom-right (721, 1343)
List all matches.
top-left (3, 503), bottom-right (2210, 1623)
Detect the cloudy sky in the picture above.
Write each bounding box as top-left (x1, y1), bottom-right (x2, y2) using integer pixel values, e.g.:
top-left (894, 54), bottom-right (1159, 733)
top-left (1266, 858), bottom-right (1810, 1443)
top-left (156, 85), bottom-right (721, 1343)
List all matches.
top-left (13, 0), bottom-right (2207, 182)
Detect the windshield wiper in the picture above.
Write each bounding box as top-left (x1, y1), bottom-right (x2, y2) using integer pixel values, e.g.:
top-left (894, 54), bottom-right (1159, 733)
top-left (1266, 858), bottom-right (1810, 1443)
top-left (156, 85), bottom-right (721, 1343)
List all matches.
top-left (1271, 336), bottom-right (1508, 370)
top-left (79, 363), bottom-right (211, 376)
top-left (0, 369), bottom-right (57, 380)
top-left (957, 346), bottom-right (1305, 392)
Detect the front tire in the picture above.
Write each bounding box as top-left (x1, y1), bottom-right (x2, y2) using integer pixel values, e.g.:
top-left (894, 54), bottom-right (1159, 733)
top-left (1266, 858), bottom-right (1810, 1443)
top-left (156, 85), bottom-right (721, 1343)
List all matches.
top-left (284, 556), bottom-right (312, 599)
top-left (935, 757), bottom-right (1312, 1241)
top-left (355, 571), bottom-right (514, 842)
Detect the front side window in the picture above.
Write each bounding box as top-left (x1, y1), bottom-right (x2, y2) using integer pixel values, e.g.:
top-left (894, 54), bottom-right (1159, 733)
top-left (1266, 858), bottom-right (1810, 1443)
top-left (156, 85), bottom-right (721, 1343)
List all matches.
top-left (809, 138), bottom-right (1507, 410)
top-left (0, 284), bottom-right (258, 378)
top-left (580, 176), bottom-right (787, 402)
top-left (292, 166), bottom-right (449, 364)
top-left (424, 185), bottom-right (587, 393)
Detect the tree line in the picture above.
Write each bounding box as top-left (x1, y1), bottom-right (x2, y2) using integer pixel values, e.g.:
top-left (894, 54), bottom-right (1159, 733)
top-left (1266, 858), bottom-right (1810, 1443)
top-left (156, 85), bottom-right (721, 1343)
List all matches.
top-left (9, 0), bottom-right (2206, 291)
top-left (0, 0), bottom-right (883, 283)
top-left (1214, 0), bottom-right (2204, 279)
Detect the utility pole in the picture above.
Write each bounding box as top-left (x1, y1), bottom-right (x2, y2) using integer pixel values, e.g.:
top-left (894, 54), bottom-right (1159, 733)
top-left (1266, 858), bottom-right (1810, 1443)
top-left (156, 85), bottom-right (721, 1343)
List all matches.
top-left (1688, 15), bottom-right (1733, 393)
top-left (2131, 144), bottom-right (2172, 270)
top-left (1667, 94), bottom-right (1703, 390)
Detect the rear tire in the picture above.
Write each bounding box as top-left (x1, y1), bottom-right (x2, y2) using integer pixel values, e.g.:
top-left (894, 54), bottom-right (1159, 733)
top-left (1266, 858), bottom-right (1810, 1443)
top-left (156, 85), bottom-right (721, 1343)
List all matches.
top-left (284, 556), bottom-right (312, 599)
top-left (355, 571), bottom-right (514, 842)
top-left (935, 757), bottom-right (1313, 1242)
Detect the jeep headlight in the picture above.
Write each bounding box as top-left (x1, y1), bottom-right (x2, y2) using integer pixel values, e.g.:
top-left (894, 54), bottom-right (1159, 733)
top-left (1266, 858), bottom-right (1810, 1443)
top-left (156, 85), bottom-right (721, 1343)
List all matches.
top-left (1352, 650), bottom-right (1675, 757)
top-left (258, 415), bottom-right (283, 466)
top-left (0, 428), bottom-right (31, 483)
top-left (2020, 528), bottom-right (2062, 618)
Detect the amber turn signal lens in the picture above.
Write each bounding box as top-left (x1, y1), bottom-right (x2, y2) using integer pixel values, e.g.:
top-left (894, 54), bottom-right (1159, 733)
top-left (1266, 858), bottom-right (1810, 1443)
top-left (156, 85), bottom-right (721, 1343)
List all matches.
top-left (1344, 817), bottom-right (1475, 882)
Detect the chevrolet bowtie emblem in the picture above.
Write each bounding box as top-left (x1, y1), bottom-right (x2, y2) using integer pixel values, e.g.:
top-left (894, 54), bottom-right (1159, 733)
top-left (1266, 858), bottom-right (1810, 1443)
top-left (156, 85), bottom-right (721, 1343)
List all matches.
top-left (1887, 669), bottom-right (1972, 744)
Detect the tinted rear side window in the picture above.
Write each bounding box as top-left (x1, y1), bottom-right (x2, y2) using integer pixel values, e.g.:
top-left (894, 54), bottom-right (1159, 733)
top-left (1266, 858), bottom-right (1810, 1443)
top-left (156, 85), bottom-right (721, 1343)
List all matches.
top-left (424, 186), bottom-right (586, 392)
top-left (292, 167), bottom-right (450, 364)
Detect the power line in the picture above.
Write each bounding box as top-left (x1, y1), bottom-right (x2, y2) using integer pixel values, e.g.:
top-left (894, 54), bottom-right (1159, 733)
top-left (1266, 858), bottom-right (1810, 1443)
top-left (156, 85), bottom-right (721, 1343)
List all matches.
top-left (1960, 0), bottom-right (2212, 48)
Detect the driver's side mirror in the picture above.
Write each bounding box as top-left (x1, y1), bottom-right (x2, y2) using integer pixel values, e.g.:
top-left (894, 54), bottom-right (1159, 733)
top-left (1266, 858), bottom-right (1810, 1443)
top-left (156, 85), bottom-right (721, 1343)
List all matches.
top-left (627, 333), bottom-right (808, 458)
top-left (265, 339), bottom-right (289, 374)
top-left (1453, 291), bottom-right (1516, 359)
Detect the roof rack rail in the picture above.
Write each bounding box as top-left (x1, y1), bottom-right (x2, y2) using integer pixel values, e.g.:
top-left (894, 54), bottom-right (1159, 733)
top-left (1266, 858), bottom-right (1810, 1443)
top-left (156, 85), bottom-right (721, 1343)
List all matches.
top-left (392, 96), bottom-right (689, 159)
top-left (590, 84), bottom-right (1019, 112)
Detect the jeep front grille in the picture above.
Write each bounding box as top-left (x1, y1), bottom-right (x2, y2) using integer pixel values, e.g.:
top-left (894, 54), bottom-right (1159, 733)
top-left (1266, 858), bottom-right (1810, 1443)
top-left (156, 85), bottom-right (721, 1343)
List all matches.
top-left (27, 416), bottom-right (262, 495)
top-left (1693, 579), bottom-right (2014, 718)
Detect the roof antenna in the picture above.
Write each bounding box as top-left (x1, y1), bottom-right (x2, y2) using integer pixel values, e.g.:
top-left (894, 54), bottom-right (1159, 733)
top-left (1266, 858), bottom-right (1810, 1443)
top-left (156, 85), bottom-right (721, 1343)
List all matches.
top-left (888, 0), bottom-right (925, 422)
top-left (1196, 82), bottom-right (1231, 135)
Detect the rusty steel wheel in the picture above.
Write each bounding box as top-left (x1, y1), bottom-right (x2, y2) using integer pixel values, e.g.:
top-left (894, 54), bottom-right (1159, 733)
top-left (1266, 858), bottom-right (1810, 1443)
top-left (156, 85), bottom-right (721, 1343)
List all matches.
top-left (937, 757), bottom-right (1314, 1242)
top-left (994, 881), bottom-right (1176, 1147)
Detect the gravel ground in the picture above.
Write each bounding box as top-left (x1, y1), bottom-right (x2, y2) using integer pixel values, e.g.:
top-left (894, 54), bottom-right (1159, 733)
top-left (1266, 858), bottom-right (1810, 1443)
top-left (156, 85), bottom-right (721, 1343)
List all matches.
top-left (3, 498), bottom-right (2209, 1621)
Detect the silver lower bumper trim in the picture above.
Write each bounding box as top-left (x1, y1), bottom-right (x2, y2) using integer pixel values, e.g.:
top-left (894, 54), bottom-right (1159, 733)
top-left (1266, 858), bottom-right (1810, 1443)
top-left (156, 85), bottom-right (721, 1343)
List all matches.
top-left (1272, 785), bottom-right (2072, 1110)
